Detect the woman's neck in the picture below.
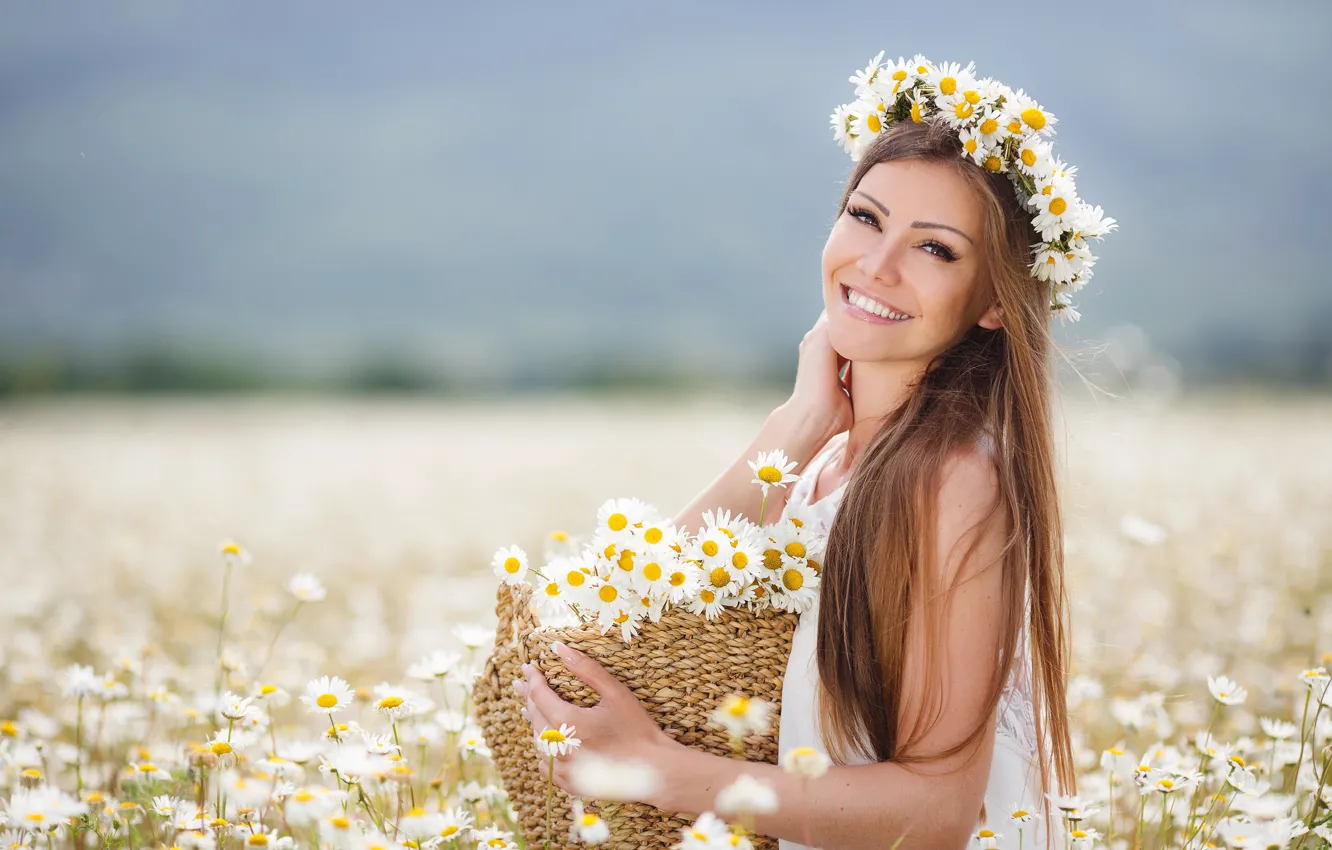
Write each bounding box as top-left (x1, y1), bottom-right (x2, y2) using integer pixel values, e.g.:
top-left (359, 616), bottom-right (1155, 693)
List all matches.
top-left (842, 359), bottom-right (926, 469)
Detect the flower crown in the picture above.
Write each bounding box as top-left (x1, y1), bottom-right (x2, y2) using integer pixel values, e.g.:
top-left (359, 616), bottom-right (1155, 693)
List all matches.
top-left (830, 53), bottom-right (1117, 322)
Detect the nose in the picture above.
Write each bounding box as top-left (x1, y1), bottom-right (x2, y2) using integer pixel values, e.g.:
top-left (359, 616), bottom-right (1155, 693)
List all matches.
top-left (855, 232), bottom-right (904, 287)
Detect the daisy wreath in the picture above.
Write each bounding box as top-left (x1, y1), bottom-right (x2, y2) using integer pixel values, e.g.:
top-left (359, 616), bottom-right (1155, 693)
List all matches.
top-left (830, 52), bottom-right (1118, 322)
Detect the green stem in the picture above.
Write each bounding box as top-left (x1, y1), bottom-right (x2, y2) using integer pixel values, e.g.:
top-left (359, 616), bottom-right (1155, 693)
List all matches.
top-left (544, 755), bottom-right (555, 850)
top-left (74, 694), bottom-right (84, 795)
top-left (1185, 703), bottom-right (1220, 837)
top-left (392, 722), bottom-right (416, 810)
top-left (1134, 793), bottom-right (1146, 850)
top-left (255, 602), bottom-right (304, 682)
top-left (214, 561), bottom-right (234, 699)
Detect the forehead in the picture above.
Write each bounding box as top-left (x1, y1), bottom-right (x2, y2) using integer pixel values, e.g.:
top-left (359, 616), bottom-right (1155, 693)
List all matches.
top-left (853, 159), bottom-right (984, 233)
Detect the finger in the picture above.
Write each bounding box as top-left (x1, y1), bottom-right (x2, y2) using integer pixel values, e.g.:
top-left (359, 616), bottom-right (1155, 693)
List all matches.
top-left (551, 641), bottom-right (632, 704)
top-left (524, 661), bottom-right (584, 728)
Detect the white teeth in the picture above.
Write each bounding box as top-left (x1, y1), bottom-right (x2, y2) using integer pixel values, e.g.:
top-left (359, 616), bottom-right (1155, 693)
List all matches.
top-left (845, 286), bottom-right (910, 320)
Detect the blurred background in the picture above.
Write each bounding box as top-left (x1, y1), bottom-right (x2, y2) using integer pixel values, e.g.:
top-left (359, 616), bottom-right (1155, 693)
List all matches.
top-left (1, 2), bottom-right (1330, 713)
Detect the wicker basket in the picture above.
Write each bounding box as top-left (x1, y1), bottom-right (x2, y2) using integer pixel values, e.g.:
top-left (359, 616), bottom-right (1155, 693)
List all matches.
top-left (473, 582), bottom-right (799, 849)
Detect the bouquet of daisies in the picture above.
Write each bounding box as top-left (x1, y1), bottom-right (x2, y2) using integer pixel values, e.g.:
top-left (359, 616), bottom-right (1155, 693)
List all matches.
top-left (491, 449), bottom-right (826, 643)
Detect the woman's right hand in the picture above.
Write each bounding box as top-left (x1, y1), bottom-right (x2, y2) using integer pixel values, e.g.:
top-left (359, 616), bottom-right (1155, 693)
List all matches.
top-left (781, 309), bottom-right (854, 444)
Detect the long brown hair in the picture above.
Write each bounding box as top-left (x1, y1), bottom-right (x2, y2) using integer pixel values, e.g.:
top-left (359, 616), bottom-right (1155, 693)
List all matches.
top-left (815, 117), bottom-right (1075, 812)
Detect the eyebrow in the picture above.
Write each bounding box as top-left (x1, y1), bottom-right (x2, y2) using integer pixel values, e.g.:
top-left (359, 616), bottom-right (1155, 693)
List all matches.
top-left (852, 190), bottom-right (975, 246)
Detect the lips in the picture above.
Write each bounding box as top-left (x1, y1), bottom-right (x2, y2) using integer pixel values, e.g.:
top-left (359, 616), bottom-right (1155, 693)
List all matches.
top-left (839, 283), bottom-right (914, 322)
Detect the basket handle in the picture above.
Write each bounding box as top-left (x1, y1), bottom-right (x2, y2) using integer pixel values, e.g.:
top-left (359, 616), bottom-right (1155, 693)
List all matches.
top-left (491, 582), bottom-right (539, 665)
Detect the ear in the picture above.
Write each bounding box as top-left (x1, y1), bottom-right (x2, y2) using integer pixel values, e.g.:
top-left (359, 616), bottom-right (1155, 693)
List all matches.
top-left (976, 302), bottom-right (1003, 330)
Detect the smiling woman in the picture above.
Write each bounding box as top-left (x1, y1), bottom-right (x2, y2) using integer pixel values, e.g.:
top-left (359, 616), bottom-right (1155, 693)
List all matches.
top-left (504, 54), bottom-right (1112, 850)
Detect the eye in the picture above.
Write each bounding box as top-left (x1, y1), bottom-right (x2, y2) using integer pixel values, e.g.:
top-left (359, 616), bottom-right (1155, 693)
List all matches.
top-left (847, 204), bottom-right (878, 228)
top-left (919, 240), bottom-right (959, 262)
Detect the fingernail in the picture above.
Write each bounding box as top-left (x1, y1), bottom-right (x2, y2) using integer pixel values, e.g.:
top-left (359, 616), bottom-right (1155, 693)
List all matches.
top-left (551, 641), bottom-right (566, 658)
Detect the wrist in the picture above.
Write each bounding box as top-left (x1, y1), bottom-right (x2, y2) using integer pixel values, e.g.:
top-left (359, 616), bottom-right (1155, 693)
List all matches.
top-left (645, 733), bottom-right (692, 811)
top-left (768, 402), bottom-right (840, 456)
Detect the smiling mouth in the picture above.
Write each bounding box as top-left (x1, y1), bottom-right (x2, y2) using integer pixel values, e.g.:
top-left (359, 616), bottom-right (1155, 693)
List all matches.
top-left (840, 284), bottom-right (914, 322)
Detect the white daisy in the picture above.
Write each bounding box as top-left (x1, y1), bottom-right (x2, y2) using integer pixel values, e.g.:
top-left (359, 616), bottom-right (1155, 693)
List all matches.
top-left (452, 624), bottom-right (494, 651)
top-left (747, 450), bottom-right (799, 496)
top-left (971, 828), bottom-right (1002, 849)
top-left (570, 799), bottom-right (610, 845)
top-left (1261, 717), bottom-right (1298, 740)
top-left (60, 664), bottom-right (99, 698)
top-left (490, 545), bottom-right (528, 585)
top-left (1031, 246), bottom-right (1077, 285)
top-left (594, 498), bottom-right (654, 544)
top-left (218, 540), bottom-right (253, 567)
top-left (217, 692), bottom-right (260, 722)
top-left (1014, 135), bottom-right (1052, 178)
top-left (535, 723), bottom-right (581, 758)
top-left (406, 650), bottom-right (461, 682)
top-left (769, 562), bottom-right (819, 613)
top-left (300, 676), bottom-right (355, 715)
top-left (661, 561), bottom-right (703, 605)
top-left (715, 774), bottom-right (778, 817)
top-left (878, 55), bottom-right (920, 97)
top-left (830, 103), bottom-right (856, 155)
top-left (847, 50), bottom-right (886, 99)
top-left (1208, 675), bottom-right (1248, 706)
top-left (711, 694), bottom-right (772, 739)
top-left (370, 683), bottom-right (426, 720)
top-left (285, 573), bottom-right (326, 603)
top-left (780, 746), bottom-right (830, 779)
top-left (686, 588), bottom-right (728, 620)
top-left (434, 806), bottom-right (473, 842)
top-left (1005, 87), bottom-right (1059, 135)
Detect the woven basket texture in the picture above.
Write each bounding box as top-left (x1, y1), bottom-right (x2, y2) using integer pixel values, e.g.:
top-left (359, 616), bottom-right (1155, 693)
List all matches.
top-left (473, 583), bottom-right (799, 849)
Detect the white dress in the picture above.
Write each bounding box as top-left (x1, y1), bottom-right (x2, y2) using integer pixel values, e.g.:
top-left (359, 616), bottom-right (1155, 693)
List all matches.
top-left (776, 431), bottom-right (1049, 850)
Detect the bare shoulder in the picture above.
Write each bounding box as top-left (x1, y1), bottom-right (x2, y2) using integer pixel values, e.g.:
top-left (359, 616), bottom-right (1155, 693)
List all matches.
top-left (932, 440), bottom-right (1005, 587)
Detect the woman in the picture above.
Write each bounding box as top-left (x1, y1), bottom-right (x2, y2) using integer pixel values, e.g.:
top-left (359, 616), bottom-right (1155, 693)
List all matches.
top-left (515, 56), bottom-right (1112, 849)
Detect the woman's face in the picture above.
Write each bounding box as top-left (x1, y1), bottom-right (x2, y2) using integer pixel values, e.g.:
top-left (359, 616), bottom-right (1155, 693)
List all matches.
top-left (822, 159), bottom-right (1001, 367)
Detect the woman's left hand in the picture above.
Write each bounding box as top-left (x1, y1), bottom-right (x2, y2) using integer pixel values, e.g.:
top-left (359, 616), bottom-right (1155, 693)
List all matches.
top-left (514, 641), bottom-right (677, 802)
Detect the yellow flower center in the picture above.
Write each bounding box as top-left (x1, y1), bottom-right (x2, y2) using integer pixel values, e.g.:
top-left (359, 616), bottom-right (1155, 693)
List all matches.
top-left (25, 814), bottom-right (44, 823)
top-left (984, 156), bottom-right (1002, 172)
top-left (757, 465), bottom-right (783, 484)
top-left (539, 728), bottom-right (567, 742)
top-left (1011, 809), bottom-right (1028, 818)
top-left (545, 582), bottom-right (561, 596)
top-left (953, 102), bottom-right (974, 119)
top-left (939, 77), bottom-right (957, 95)
top-left (1041, 185), bottom-right (1052, 195)
top-left (978, 830), bottom-right (994, 838)
top-left (598, 585), bottom-right (618, 603)
top-left (964, 139), bottom-right (978, 153)
top-left (1021, 149), bottom-right (1037, 167)
top-left (259, 685), bottom-right (278, 695)
top-left (614, 611), bottom-right (629, 624)
top-left (330, 816), bottom-right (350, 830)
top-left (378, 696), bottom-right (404, 710)
top-left (550, 530), bottom-right (569, 541)
top-left (910, 101), bottom-right (923, 123)
top-left (210, 741), bottom-right (232, 755)
top-left (865, 113), bottom-right (882, 134)
top-left (1021, 107), bottom-right (1046, 130)
top-left (607, 512), bottom-right (628, 531)
top-left (294, 791), bottom-right (314, 803)
top-left (700, 590), bottom-right (716, 604)
top-left (247, 836), bottom-right (269, 846)
top-left (808, 559), bottom-right (821, 574)
top-left (440, 826), bottom-right (458, 837)
top-left (567, 570), bottom-right (585, 586)
top-left (138, 763), bottom-right (159, 772)
top-left (644, 527), bottom-right (663, 544)
top-left (1008, 120), bottom-right (1022, 134)
top-left (710, 568), bottom-right (731, 588)
top-left (582, 814), bottom-right (599, 827)
top-left (783, 570), bottom-right (804, 592)
top-left (731, 551), bottom-right (749, 569)
top-left (1048, 197), bottom-right (1067, 216)
top-left (980, 118), bottom-right (998, 135)
top-left (785, 542), bottom-right (806, 559)
top-left (1229, 755), bottom-right (1246, 766)
top-left (763, 549), bottom-right (782, 570)
top-left (316, 694), bottom-right (338, 709)
top-left (669, 571), bottom-right (686, 586)
top-left (222, 543), bottom-right (241, 555)
top-left (618, 550), bottom-right (635, 571)
top-left (1107, 748), bottom-right (1124, 756)
top-left (503, 557), bottom-right (521, 574)
top-left (964, 90), bottom-right (980, 104)
top-left (643, 562), bottom-right (662, 581)
top-left (604, 543), bottom-right (617, 558)
top-left (892, 70), bottom-right (907, 82)
top-left (1071, 831), bottom-right (1086, 839)
top-left (702, 540), bottom-right (719, 557)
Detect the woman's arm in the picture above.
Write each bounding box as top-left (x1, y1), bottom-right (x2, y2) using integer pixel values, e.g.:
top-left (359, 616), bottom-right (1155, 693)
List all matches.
top-left (520, 445), bottom-right (1009, 850)
top-left (673, 311), bottom-right (853, 533)
top-left (670, 402), bottom-right (837, 534)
